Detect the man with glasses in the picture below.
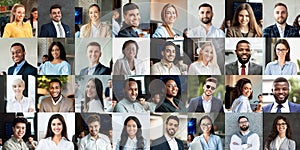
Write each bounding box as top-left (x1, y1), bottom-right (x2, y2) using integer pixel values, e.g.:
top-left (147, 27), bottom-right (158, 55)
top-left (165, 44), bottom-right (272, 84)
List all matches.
top-left (225, 40), bottom-right (262, 75)
top-left (230, 116), bottom-right (260, 150)
top-left (151, 115), bottom-right (184, 150)
top-left (188, 77), bottom-right (224, 112)
top-left (263, 77), bottom-right (300, 113)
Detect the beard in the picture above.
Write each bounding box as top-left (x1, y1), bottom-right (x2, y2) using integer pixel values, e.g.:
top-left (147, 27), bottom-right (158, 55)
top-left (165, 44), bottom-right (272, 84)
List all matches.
top-left (237, 55), bottom-right (250, 64)
top-left (274, 93), bottom-right (289, 105)
top-left (276, 17), bottom-right (287, 25)
top-left (201, 17), bottom-right (212, 24)
top-left (240, 125), bottom-right (249, 131)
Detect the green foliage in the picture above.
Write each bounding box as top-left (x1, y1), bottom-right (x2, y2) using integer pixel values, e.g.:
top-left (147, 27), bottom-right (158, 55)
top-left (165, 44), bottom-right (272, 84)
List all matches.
top-left (288, 77), bottom-right (300, 103)
top-left (0, 0), bottom-right (21, 6)
top-left (37, 76), bottom-right (69, 89)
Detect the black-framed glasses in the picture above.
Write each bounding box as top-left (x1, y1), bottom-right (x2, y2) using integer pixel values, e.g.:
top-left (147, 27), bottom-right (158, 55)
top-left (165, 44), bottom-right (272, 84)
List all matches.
top-left (206, 85), bottom-right (216, 90)
top-left (276, 123), bottom-right (287, 126)
top-left (276, 48), bottom-right (288, 52)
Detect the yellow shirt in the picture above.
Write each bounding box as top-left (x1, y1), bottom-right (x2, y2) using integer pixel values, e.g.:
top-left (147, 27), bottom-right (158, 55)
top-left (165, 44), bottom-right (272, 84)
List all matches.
top-left (2, 22), bottom-right (33, 38)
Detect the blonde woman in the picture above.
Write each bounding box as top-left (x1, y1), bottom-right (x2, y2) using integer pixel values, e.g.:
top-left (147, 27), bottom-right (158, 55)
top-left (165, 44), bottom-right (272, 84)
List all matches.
top-left (2, 4), bottom-right (33, 38)
top-left (188, 42), bottom-right (221, 75)
top-left (80, 4), bottom-right (111, 37)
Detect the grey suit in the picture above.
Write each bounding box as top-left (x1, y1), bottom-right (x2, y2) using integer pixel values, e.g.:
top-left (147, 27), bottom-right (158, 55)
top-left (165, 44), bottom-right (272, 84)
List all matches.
top-left (79, 63), bottom-right (111, 75)
top-left (188, 96), bottom-right (224, 112)
top-left (225, 61), bottom-right (262, 75)
top-left (268, 138), bottom-right (295, 150)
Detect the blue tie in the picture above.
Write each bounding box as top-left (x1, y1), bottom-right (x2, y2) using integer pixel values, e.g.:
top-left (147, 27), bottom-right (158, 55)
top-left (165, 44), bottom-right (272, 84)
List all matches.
top-left (276, 104), bottom-right (283, 113)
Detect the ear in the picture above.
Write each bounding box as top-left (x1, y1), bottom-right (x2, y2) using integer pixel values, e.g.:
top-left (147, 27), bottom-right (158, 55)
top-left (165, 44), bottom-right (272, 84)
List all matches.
top-left (161, 50), bottom-right (164, 57)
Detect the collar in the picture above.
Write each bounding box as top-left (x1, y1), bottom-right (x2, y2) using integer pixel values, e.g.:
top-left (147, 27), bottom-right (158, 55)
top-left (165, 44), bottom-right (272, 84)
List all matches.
top-left (88, 133), bottom-right (100, 141)
top-left (274, 100), bottom-right (289, 109)
top-left (275, 23), bottom-right (286, 30)
top-left (15, 60), bottom-right (26, 67)
top-left (237, 61), bottom-right (249, 69)
top-left (241, 130), bottom-right (250, 136)
top-left (52, 20), bottom-right (62, 25)
top-left (12, 136), bottom-right (24, 143)
top-left (164, 133), bottom-right (175, 141)
top-left (51, 95), bottom-right (63, 105)
top-left (273, 60), bottom-right (291, 65)
top-left (127, 136), bottom-right (137, 142)
top-left (161, 60), bottom-right (174, 68)
top-left (12, 96), bottom-right (25, 102)
top-left (202, 95), bottom-right (212, 102)
top-left (89, 63), bottom-right (98, 69)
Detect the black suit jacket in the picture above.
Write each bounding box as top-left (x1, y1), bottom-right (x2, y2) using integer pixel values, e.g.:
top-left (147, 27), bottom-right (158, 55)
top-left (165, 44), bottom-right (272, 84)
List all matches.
top-left (8, 61), bottom-right (37, 75)
top-left (263, 24), bottom-right (299, 37)
top-left (151, 136), bottom-right (184, 150)
top-left (188, 96), bottom-right (224, 112)
top-left (117, 23), bottom-right (139, 37)
top-left (39, 21), bottom-right (71, 37)
top-left (225, 61), bottom-right (262, 75)
top-left (79, 63), bottom-right (111, 75)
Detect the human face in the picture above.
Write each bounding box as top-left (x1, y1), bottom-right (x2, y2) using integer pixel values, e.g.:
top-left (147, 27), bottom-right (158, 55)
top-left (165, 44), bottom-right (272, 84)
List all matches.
top-left (200, 118), bottom-right (212, 134)
top-left (238, 118), bottom-right (249, 131)
top-left (49, 82), bottom-right (61, 100)
top-left (152, 94), bottom-right (160, 104)
top-left (275, 43), bottom-right (288, 60)
top-left (139, 98), bottom-right (145, 105)
top-left (86, 80), bottom-right (97, 99)
top-left (164, 7), bottom-right (177, 25)
top-left (126, 119), bottom-right (138, 139)
top-left (50, 8), bottom-right (62, 22)
top-left (165, 80), bottom-right (178, 98)
top-left (124, 81), bottom-right (138, 102)
top-left (124, 43), bottom-right (137, 60)
top-left (201, 45), bottom-right (213, 63)
top-left (165, 119), bottom-right (179, 137)
top-left (273, 82), bottom-right (289, 105)
top-left (14, 7), bottom-right (25, 22)
top-left (298, 17), bottom-right (300, 26)
top-left (51, 118), bottom-right (63, 136)
top-left (13, 123), bottom-right (26, 140)
top-left (89, 6), bottom-right (100, 22)
top-left (11, 45), bottom-right (25, 64)
top-left (242, 83), bottom-right (252, 98)
top-left (32, 10), bottom-right (38, 20)
top-left (88, 121), bottom-right (100, 137)
top-left (238, 10), bottom-right (249, 26)
top-left (51, 45), bottom-right (61, 59)
top-left (123, 9), bottom-right (140, 27)
top-left (235, 43), bottom-right (251, 64)
top-left (276, 119), bottom-right (287, 135)
top-left (12, 82), bottom-right (25, 96)
top-left (203, 81), bottom-right (216, 97)
top-left (162, 45), bottom-right (176, 63)
top-left (87, 45), bottom-right (101, 64)
top-left (198, 7), bottom-right (213, 24)
top-left (274, 6), bottom-right (288, 25)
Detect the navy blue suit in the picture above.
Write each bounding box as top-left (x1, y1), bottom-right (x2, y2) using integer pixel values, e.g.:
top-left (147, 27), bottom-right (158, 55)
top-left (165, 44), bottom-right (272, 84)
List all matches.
top-left (79, 63), bottom-right (111, 75)
top-left (150, 136), bottom-right (184, 150)
top-left (39, 21), bottom-right (70, 37)
top-left (263, 24), bottom-right (299, 37)
top-left (262, 102), bottom-right (300, 113)
top-left (8, 61), bottom-right (37, 75)
top-left (117, 22), bottom-right (139, 37)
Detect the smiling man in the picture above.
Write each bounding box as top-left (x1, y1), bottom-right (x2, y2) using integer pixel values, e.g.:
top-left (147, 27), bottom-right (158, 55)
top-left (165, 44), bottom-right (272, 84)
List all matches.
top-left (263, 77), bottom-right (300, 113)
top-left (151, 41), bottom-right (181, 75)
top-left (118, 3), bottom-right (141, 37)
top-left (114, 78), bottom-right (146, 113)
top-left (39, 79), bottom-right (74, 112)
top-left (225, 40), bottom-right (262, 75)
top-left (8, 43), bottom-right (37, 75)
top-left (79, 42), bottom-right (111, 75)
top-left (79, 115), bottom-right (111, 150)
top-left (39, 4), bottom-right (70, 37)
top-left (188, 77), bottom-right (224, 112)
top-left (3, 117), bottom-right (29, 150)
top-left (151, 115), bottom-right (184, 150)
top-left (263, 3), bottom-right (299, 37)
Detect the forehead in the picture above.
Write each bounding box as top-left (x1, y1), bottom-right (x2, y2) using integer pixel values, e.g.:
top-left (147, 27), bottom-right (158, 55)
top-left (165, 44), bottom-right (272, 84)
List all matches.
top-left (206, 81), bottom-right (216, 86)
top-left (200, 118), bottom-right (211, 123)
top-left (237, 43), bottom-right (250, 49)
top-left (239, 117), bottom-right (248, 122)
top-left (88, 121), bottom-right (100, 126)
top-left (125, 9), bottom-right (139, 15)
top-left (167, 119), bottom-right (179, 124)
top-left (11, 45), bottom-right (23, 51)
top-left (50, 82), bottom-right (61, 87)
top-left (51, 8), bottom-right (61, 13)
top-left (164, 45), bottom-right (175, 51)
top-left (274, 5), bottom-right (287, 12)
top-left (273, 81), bottom-right (289, 87)
top-left (51, 118), bottom-right (62, 123)
top-left (199, 6), bottom-right (212, 12)
top-left (15, 122), bottom-right (26, 127)
top-left (16, 7), bottom-right (25, 11)
top-left (125, 43), bottom-right (137, 48)
top-left (87, 45), bottom-right (100, 51)
top-left (166, 6), bottom-right (176, 12)
top-left (166, 79), bottom-right (176, 85)
top-left (277, 119), bottom-right (285, 123)
top-left (126, 81), bottom-right (137, 88)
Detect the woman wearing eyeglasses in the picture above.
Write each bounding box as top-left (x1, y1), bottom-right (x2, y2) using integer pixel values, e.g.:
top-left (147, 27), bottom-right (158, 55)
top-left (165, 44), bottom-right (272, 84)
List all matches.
top-left (264, 116), bottom-right (296, 150)
top-left (265, 39), bottom-right (297, 75)
top-left (190, 116), bottom-right (222, 150)
top-left (231, 78), bottom-right (253, 113)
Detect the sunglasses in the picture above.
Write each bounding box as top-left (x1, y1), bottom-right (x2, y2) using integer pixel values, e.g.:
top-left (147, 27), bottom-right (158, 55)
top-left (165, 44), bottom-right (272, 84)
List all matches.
top-left (205, 85), bottom-right (216, 90)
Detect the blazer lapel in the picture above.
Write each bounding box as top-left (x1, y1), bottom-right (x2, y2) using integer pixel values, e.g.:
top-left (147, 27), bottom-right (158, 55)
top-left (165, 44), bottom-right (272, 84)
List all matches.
top-left (50, 22), bottom-right (58, 37)
top-left (16, 61), bottom-right (27, 75)
top-left (272, 24), bottom-right (280, 37)
top-left (233, 61), bottom-right (239, 75)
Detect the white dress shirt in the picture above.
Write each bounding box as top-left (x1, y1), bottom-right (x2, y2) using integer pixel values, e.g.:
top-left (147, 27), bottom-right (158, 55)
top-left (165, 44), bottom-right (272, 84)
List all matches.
top-left (165, 134), bottom-right (178, 150)
top-left (36, 137), bottom-right (74, 150)
top-left (270, 100), bottom-right (290, 113)
top-left (79, 133), bottom-right (111, 150)
top-left (52, 21), bottom-right (66, 37)
top-left (6, 96), bottom-right (35, 112)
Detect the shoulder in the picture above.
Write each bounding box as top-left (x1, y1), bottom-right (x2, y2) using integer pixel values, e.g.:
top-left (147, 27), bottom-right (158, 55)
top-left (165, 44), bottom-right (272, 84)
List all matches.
top-left (62, 22), bottom-right (70, 28)
top-left (41, 97), bottom-right (51, 103)
top-left (212, 97), bottom-right (222, 102)
top-left (80, 24), bottom-right (88, 30)
top-left (190, 96), bottom-right (201, 103)
top-left (99, 133), bottom-right (110, 143)
top-left (61, 61), bottom-right (71, 66)
top-left (263, 25), bottom-right (275, 31)
top-left (250, 62), bottom-right (262, 67)
top-left (41, 22), bottom-right (52, 27)
top-left (226, 61), bottom-right (237, 67)
top-left (62, 97), bottom-right (74, 103)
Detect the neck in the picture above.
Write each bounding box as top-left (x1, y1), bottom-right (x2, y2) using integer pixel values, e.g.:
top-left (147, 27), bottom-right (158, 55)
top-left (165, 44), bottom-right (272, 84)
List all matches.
top-left (89, 62), bottom-right (99, 67)
top-left (201, 23), bottom-right (212, 33)
top-left (91, 133), bottom-right (98, 139)
top-left (163, 59), bottom-right (173, 68)
top-left (239, 25), bottom-right (249, 32)
top-left (92, 20), bottom-right (100, 26)
top-left (279, 133), bottom-right (286, 138)
top-left (278, 58), bottom-right (285, 64)
top-left (126, 57), bottom-right (134, 62)
top-left (52, 95), bottom-right (61, 102)
top-left (129, 135), bottom-right (135, 139)
top-left (166, 96), bottom-right (174, 101)
top-left (15, 95), bottom-right (23, 101)
top-left (203, 132), bottom-right (211, 137)
top-left (277, 22), bottom-right (286, 29)
top-left (240, 130), bottom-right (249, 134)
top-left (202, 94), bottom-right (212, 101)
top-left (202, 59), bottom-right (209, 66)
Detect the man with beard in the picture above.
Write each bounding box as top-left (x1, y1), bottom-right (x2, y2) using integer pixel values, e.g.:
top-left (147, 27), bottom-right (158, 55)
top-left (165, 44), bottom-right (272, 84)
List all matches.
top-left (79, 115), bottom-right (111, 150)
top-left (263, 3), bottom-right (299, 37)
top-left (262, 77), bottom-right (300, 113)
top-left (151, 41), bottom-right (181, 75)
top-left (230, 116), bottom-right (260, 150)
top-left (155, 77), bottom-right (186, 112)
top-left (188, 77), bottom-right (224, 112)
top-left (225, 40), bottom-right (262, 75)
top-left (189, 3), bottom-right (225, 38)
top-left (118, 3), bottom-right (143, 37)
top-left (151, 115), bottom-right (184, 150)
top-left (3, 117), bottom-right (29, 150)
top-left (114, 78), bottom-right (146, 113)
top-left (8, 43), bottom-right (37, 75)
top-left (39, 79), bottom-right (74, 112)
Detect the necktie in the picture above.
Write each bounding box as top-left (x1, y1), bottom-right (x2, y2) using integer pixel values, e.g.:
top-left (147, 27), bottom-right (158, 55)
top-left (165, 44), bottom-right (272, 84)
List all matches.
top-left (57, 24), bottom-right (63, 37)
top-left (276, 104), bottom-right (283, 113)
top-left (241, 64), bottom-right (246, 75)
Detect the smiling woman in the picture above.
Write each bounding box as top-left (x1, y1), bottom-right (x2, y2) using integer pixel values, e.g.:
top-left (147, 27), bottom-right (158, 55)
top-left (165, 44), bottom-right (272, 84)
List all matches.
top-left (231, 78), bottom-right (253, 113)
top-left (82, 77), bottom-right (104, 112)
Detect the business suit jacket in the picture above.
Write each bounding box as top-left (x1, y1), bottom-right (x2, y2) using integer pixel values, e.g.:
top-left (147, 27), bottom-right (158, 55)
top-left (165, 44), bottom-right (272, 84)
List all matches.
top-left (39, 96), bottom-right (74, 112)
top-left (225, 61), bottom-right (262, 75)
top-left (8, 61), bottom-right (37, 75)
top-left (150, 136), bottom-right (184, 150)
top-left (79, 63), bottom-right (111, 75)
top-left (188, 96), bottom-right (224, 113)
top-left (263, 24), bottom-right (299, 37)
top-left (268, 138), bottom-right (295, 150)
top-left (39, 22), bottom-right (71, 37)
top-left (226, 26), bottom-right (259, 37)
top-left (117, 23), bottom-right (139, 37)
top-left (262, 102), bottom-right (300, 113)
top-left (113, 58), bottom-right (147, 75)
